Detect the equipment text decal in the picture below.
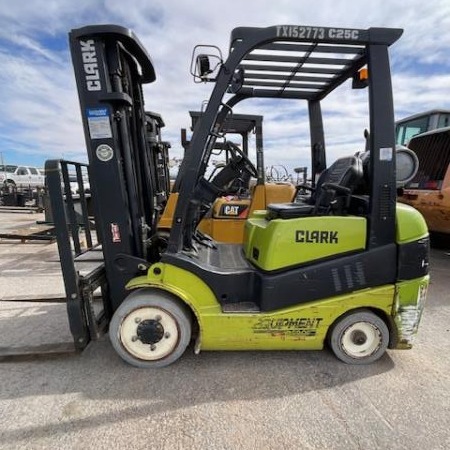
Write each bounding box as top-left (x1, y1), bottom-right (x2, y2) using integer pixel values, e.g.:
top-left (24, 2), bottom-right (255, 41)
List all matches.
top-left (252, 317), bottom-right (323, 337)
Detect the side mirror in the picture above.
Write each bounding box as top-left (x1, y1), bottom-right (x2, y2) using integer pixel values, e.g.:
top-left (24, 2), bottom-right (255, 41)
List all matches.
top-left (190, 45), bottom-right (223, 83)
top-left (196, 55), bottom-right (212, 80)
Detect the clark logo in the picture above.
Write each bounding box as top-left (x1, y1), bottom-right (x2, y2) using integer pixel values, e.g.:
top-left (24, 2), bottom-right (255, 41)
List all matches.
top-left (296, 230), bottom-right (338, 244)
top-left (80, 40), bottom-right (101, 91)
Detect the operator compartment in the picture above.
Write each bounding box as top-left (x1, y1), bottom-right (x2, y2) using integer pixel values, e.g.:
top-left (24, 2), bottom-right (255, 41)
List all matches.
top-left (244, 214), bottom-right (366, 271)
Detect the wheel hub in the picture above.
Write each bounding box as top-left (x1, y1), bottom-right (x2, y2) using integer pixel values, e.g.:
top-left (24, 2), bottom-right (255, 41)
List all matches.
top-left (136, 319), bottom-right (164, 344)
top-left (119, 306), bottom-right (180, 361)
top-left (341, 321), bottom-right (382, 359)
top-left (350, 330), bottom-right (367, 346)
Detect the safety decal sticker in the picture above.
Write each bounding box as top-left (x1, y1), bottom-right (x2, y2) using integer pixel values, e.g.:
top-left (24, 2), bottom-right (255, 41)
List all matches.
top-left (380, 147), bottom-right (393, 161)
top-left (111, 223), bottom-right (121, 243)
top-left (87, 107), bottom-right (112, 139)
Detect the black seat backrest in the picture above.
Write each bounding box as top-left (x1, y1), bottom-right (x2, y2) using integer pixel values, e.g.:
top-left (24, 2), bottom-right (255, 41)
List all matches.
top-left (315, 155), bottom-right (363, 213)
top-left (267, 155), bottom-right (363, 220)
top-left (322, 156), bottom-right (362, 185)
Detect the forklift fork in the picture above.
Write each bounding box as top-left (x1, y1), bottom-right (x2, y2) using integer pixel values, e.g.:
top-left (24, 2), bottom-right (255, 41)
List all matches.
top-left (46, 159), bottom-right (111, 351)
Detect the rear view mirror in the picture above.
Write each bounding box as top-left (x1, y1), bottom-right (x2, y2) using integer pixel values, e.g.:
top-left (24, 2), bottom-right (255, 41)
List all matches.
top-left (190, 45), bottom-right (223, 83)
top-left (197, 55), bottom-right (212, 79)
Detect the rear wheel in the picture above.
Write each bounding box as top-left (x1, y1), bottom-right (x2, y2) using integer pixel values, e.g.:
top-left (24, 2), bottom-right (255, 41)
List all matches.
top-left (109, 289), bottom-right (192, 368)
top-left (329, 310), bottom-right (389, 365)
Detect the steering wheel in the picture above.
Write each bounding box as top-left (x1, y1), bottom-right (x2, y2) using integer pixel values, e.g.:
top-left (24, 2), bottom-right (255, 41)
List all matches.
top-left (225, 141), bottom-right (258, 178)
top-left (181, 141), bottom-right (257, 250)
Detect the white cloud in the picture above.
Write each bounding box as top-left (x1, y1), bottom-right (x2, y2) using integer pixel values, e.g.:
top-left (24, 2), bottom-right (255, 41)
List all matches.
top-left (0, 0), bottom-right (449, 174)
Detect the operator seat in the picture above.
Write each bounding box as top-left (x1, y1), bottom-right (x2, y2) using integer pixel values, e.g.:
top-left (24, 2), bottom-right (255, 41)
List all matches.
top-left (266, 155), bottom-right (363, 220)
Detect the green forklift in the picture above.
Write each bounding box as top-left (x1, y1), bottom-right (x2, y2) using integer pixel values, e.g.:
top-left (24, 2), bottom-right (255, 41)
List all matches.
top-left (63, 24), bottom-right (429, 368)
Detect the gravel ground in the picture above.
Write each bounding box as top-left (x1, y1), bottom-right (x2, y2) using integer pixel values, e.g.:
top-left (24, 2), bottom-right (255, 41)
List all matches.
top-left (0, 212), bottom-right (449, 449)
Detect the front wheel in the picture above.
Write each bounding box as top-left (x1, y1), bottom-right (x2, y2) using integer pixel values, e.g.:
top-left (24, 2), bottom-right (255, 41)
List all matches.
top-left (109, 289), bottom-right (192, 368)
top-left (329, 310), bottom-right (389, 365)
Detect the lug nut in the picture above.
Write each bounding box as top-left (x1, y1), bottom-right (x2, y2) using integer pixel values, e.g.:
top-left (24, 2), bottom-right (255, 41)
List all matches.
top-left (155, 315), bottom-right (162, 322)
top-left (134, 317), bottom-right (141, 323)
top-left (150, 345), bottom-right (156, 351)
top-left (164, 332), bottom-right (171, 339)
top-left (131, 336), bottom-right (138, 342)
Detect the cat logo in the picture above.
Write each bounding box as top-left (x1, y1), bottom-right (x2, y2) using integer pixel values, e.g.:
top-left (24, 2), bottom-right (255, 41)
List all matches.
top-left (219, 204), bottom-right (248, 218)
top-left (224, 205), bottom-right (240, 216)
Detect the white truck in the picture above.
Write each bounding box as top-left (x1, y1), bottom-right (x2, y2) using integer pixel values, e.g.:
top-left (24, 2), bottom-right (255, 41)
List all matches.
top-left (0, 165), bottom-right (45, 189)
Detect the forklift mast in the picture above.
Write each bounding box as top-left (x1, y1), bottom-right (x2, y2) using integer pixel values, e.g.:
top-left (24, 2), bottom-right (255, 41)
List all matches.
top-left (69, 25), bottom-right (160, 310)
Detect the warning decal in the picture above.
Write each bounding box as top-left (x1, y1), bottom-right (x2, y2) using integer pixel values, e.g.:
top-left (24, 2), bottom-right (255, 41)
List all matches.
top-left (87, 108), bottom-right (112, 139)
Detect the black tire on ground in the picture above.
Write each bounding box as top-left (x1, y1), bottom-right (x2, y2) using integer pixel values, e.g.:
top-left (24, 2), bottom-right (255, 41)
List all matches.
top-left (109, 289), bottom-right (192, 368)
top-left (329, 309), bottom-right (389, 365)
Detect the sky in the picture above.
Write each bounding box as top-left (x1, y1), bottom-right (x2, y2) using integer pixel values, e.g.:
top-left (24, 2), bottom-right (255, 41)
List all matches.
top-left (0, 0), bottom-right (450, 177)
